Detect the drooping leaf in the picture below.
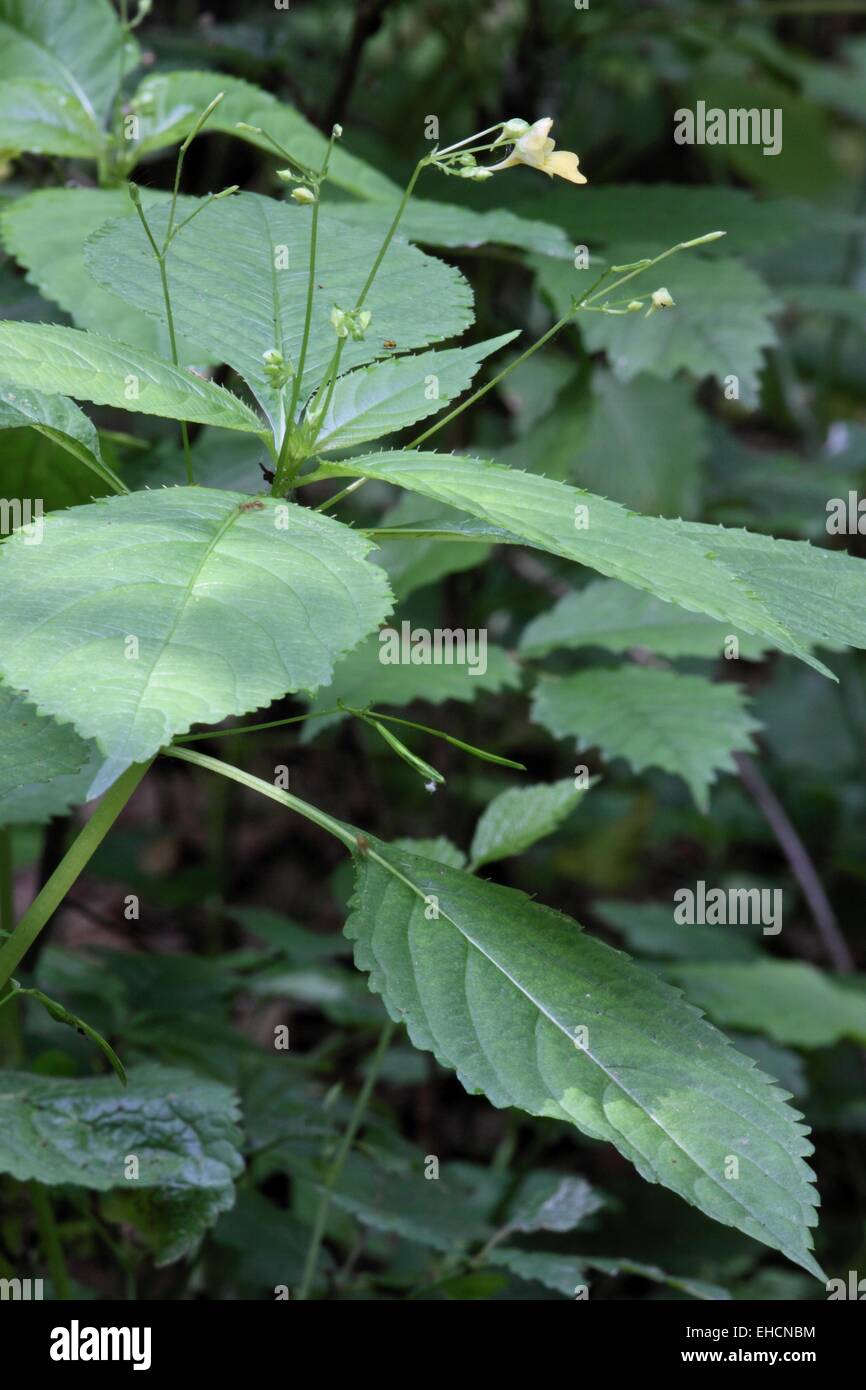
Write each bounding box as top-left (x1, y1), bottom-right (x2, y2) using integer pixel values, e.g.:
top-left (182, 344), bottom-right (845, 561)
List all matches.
top-left (126, 70), bottom-right (399, 201)
top-left (0, 684), bottom-right (101, 828)
top-left (315, 450), bottom-right (866, 677)
top-left (315, 333), bottom-right (518, 453)
top-left (531, 667), bottom-right (760, 811)
top-left (0, 488), bottom-right (393, 774)
top-left (85, 192), bottom-right (475, 439)
top-left (669, 961), bottom-right (866, 1048)
top-left (520, 578), bottom-right (770, 662)
top-left (0, 379), bottom-right (123, 492)
top-left (0, 322), bottom-right (265, 433)
top-left (0, 187), bottom-right (210, 360)
top-left (468, 778), bottom-right (594, 871)
top-left (0, 78), bottom-right (104, 158)
top-left (0, 0), bottom-right (136, 126)
top-left (345, 838), bottom-right (822, 1277)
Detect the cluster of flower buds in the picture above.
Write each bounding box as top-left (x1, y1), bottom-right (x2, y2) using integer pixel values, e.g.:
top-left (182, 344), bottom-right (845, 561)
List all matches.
top-left (262, 348), bottom-right (295, 389)
top-left (330, 305), bottom-right (372, 340)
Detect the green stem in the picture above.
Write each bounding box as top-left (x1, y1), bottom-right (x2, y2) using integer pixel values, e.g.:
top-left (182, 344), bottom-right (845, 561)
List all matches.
top-left (163, 746), bottom-right (358, 851)
top-left (0, 829), bottom-right (21, 1060)
top-left (0, 762), bottom-right (151, 992)
top-left (175, 706), bottom-right (345, 743)
top-left (30, 1184), bottom-right (71, 1300)
top-left (157, 256), bottom-right (193, 483)
top-left (279, 156), bottom-right (432, 486)
top-left (296, 1017), bottom-right (397, 1301)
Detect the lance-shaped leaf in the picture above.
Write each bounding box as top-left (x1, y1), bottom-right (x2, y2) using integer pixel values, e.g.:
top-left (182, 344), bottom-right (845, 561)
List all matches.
top-left (0, 379), bottom-right (123, 493)
top-left (315, 450), bottom-right (866, 678)
top-left (0, 0), bottom-right (136, 126)
top-left (0, 322), bottom-right (265, 434)
top-left (126, 70), bottom-right (400, 201)
top-left (0, 78), bottom-right (104, 158)
top-left (346, 839), bottom-right (823, 1278)
top-left (520, 578), bottom-right (770, 661)
top-left (0, 684), bottom-right (102, 828)
top-left (668, 960), bottom-right (866, 1048)
top-left (84, 192), bottom-right (475, 436)
top-left (531, 667), bottom-right (760, 811)
top-left (0, 488), bottom-right (393, 771)
top-left (314, 333), bottom-right (518, 453)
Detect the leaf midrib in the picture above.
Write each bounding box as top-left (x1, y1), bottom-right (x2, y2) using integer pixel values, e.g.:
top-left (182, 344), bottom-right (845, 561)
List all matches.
top-left (368, 844), bottom-right (802, 1258)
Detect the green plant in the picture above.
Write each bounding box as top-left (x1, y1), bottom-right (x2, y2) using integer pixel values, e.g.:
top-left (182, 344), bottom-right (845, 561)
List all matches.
top-left (1, 0), bottom-right (865, 1303)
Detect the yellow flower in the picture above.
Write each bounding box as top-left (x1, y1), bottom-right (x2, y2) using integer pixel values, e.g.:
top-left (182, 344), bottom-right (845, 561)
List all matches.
top-left (488, 117), bottom-right (587, 184)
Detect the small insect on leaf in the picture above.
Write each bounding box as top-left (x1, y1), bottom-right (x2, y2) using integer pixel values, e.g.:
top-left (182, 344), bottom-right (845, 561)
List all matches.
top-left (383, 339), bottom-right (397, 348)
top-left (356, 833), bottom-right (370, 856)
top-left (239, 500), bottom-right (266, 512)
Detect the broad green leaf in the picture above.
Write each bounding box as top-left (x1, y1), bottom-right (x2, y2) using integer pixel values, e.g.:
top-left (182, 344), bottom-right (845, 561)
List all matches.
top-left (0, 379), bottom-right (123, 492)
top-left (594, 899), bottom-right (762, 964)
top-left (0, 684), bottom-right (101, 828)
top-left (0, 188), bottom-right (211, 360)
top-left (0, 78), bottom-right (104, 158)
top-left (535, 251), bottom-right (779, 405)
top-left (0, 0), bottom-right (135, 125)
top-left (0, 1064), bottom-right (242, 1266)
top-left (488, 1247), bottom-right (729, 1300)
top-left (315, 333), bottom-right (518, 453)
top-left (0, 488), bottom-right (393, 775)
top-left (333, 197), bottom-right (574, 258)
top-left (346, 839), bottom-right (822, 1277)
top-left (303, 630), bottom-right (520, 739)
top-left (520, 578), bottom-right (769, 661)
top-left (314, 450), bottom-right (862, 677)
top-left (126, 70), bottom-right (399, 201)
top-left (669, 961), bottom-right (866, 1048)
top-left (469, 778), bottom-right (594, 871)
top-left (531, 667), bottom-right (759, 810)
top-left (85, 192), bottom-right (475, 438)
top-left (0, 322), bottom-right (265, 433)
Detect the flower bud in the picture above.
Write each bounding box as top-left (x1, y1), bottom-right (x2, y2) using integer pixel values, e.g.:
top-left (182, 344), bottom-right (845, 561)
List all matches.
top-left (651, 287), bottom-right (675, 309)
top-left (291, 186), bottom-right (317, 205)
top-left (332, 123), bottom-right (343, 139)
top-left (500, 117), bottom-right (530, 140)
